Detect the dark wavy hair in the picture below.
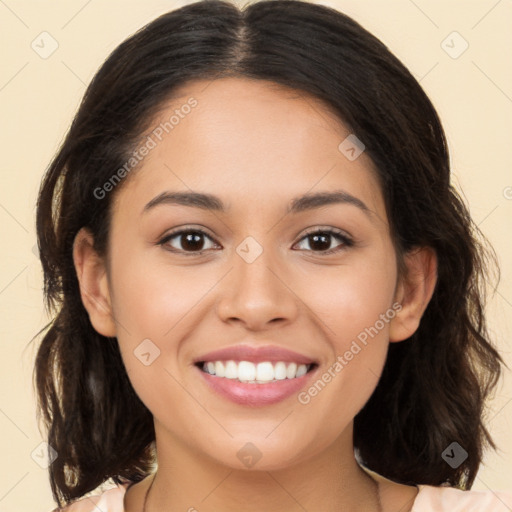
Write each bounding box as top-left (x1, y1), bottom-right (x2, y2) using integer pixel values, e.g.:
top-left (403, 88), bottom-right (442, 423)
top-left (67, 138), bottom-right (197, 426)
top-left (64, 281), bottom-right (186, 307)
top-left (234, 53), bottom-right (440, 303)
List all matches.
top-left (32, 0), bottom-right (506, 507)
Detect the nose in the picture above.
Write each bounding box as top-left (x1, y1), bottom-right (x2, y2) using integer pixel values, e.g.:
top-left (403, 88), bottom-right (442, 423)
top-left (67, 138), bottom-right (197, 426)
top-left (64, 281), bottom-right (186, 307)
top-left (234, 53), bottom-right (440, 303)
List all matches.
top-left (215, 243), bottom-right (299, 331)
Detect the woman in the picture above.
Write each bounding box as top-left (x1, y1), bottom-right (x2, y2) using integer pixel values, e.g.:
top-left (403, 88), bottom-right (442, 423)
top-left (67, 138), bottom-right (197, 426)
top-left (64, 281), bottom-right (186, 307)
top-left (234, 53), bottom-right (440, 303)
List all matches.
top-left (33, 0), bottom-right (512, 510)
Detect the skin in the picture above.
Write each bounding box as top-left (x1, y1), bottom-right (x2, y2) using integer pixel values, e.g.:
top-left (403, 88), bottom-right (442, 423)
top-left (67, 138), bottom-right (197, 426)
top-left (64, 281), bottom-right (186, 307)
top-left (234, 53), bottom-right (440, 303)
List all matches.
top-left (73, 77), bottom-right (437, 512)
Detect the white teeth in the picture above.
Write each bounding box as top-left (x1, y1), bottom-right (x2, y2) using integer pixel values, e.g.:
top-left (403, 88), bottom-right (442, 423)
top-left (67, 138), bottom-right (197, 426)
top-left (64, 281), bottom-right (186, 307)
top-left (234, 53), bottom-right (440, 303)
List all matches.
top-left (286, 362), bottom-right (297, 379)
top-left (274, 362), bottom-right (287, 380)
top-left (214, 361), bottom-right (225, 377)
top-left (238, 361), bottom-right (256, 381)
top-left (296, 364), bottom-right (308, 377)
top-left (201, 360), bottom-right (312, 383)
top-left (224, 360), bottom-right (238, 379)
top-left (256, 362), bottom-right (274, 381)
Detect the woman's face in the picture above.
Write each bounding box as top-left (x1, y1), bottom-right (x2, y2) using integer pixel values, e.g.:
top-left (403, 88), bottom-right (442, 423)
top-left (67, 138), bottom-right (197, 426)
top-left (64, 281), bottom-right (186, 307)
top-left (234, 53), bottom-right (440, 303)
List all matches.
top-left (94, 77), bottom-right (405, 469)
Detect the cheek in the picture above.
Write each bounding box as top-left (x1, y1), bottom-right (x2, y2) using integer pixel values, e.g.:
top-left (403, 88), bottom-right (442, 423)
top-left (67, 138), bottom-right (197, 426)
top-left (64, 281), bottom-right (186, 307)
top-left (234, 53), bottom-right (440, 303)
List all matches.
top-left (303, 258), bottom-right (397, 342)
top-left (295, 254), bottom-right (397, 413)
top-left (107, 250), bottom-right (222, 397)
top-left (109, 249), bottom-right (215, 338)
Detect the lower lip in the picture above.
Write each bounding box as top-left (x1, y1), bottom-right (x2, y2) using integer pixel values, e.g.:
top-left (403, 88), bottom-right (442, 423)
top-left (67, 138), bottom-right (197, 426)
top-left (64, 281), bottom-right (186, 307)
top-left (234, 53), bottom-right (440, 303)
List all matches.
top-left (195, 364), bottom-right (317, 406)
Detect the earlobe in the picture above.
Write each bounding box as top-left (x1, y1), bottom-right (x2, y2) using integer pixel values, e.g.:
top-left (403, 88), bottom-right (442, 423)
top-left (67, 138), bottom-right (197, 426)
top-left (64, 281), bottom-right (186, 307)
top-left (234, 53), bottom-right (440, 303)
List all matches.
top-left (72, 227), bottom-right (117, 337)
top-left (389, 247), bottom-right (437, 343)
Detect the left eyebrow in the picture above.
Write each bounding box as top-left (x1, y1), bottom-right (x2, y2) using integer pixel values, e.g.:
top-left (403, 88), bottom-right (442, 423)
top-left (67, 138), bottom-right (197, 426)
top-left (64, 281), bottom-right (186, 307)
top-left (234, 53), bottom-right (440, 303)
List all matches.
top-left (142, 189), bottom-right (374, 218)
top-left (287, 190), bottom-right (371, 216)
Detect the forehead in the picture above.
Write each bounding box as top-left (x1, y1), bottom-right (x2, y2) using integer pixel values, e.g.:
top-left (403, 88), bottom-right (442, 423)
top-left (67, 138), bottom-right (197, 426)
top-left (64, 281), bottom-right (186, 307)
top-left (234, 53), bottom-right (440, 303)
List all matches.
top-left (112, 76), bottom-right (385, 221)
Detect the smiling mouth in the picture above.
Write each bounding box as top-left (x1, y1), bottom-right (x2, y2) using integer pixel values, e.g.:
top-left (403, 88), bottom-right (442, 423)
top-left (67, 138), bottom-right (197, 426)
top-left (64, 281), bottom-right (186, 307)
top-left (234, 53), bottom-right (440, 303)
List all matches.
top-left (195, 360), bottom-right (318, 384)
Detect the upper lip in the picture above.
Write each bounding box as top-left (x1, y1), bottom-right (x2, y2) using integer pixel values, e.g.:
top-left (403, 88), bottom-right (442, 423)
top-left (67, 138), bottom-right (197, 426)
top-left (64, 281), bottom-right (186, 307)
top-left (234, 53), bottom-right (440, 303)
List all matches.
top-left (194, 344), bottom-right (318, 365)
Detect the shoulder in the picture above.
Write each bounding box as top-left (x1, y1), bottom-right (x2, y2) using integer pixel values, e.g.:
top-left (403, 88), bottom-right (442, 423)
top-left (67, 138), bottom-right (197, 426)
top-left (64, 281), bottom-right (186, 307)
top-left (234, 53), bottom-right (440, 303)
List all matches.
top-left (413, 484), bottom-right (512, 511)
top-left (49, 483), bottom-right (130, 512)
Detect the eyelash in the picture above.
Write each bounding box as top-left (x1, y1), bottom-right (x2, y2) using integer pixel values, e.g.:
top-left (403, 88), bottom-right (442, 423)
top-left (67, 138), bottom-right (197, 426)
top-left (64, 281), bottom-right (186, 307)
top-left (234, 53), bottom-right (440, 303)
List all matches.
top-left (157, 226), bottom-right (354, 256)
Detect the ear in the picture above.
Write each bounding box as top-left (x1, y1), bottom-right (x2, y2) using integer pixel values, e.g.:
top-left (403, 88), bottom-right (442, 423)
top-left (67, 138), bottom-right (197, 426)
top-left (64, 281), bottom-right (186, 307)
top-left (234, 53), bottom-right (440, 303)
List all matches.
top-left (72, 227), bottom-right (117, 337)
top-left (389, 246), bottom-right (437, 342)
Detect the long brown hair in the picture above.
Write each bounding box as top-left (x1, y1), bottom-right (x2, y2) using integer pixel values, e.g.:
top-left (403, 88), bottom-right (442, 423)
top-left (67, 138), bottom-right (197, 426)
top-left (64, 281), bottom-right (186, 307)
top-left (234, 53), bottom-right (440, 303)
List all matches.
top-left (33, 0), bottom-right (505, 507)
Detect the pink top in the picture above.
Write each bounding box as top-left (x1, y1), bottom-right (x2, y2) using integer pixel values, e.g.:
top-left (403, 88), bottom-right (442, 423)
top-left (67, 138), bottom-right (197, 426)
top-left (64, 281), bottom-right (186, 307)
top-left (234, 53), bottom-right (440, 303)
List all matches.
top-left (52, 481), bottom-right (512, 511)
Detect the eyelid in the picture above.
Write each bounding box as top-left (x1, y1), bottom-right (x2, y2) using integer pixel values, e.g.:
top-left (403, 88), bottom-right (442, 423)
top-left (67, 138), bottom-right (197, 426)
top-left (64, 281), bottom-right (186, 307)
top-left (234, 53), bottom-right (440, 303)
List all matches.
top-left (299, 225), bottom-right (352, 240)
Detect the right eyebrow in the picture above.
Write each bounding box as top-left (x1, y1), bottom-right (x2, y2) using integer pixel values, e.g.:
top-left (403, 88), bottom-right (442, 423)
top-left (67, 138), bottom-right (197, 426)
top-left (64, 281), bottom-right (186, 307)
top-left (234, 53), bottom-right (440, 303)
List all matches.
top-left (143, 191), bottom-right (225, 214)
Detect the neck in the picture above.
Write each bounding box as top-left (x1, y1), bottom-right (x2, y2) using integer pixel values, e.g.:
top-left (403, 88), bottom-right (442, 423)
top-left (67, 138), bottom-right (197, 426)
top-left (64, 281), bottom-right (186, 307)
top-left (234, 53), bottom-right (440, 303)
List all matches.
top-left (142, 423), bottom-right (381, 512)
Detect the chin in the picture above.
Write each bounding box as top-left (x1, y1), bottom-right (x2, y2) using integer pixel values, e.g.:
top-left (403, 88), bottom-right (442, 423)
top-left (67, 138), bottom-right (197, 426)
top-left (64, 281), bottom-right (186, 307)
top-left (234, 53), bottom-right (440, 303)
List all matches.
top-left (199, 434), bottom-right (318, 472)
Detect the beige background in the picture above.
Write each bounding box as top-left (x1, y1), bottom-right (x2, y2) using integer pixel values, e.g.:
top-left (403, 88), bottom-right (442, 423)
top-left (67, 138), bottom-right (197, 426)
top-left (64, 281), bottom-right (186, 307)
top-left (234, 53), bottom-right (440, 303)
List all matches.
top-left (0, 0), bottom-right (511, 510)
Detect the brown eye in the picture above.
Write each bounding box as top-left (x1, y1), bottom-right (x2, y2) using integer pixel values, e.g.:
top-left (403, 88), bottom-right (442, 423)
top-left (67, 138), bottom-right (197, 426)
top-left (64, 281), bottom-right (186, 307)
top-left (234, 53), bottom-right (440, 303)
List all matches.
top-left (294, 229), bottom-right (353, 254)
top-left (159, 229), bottom-right (219, 255)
